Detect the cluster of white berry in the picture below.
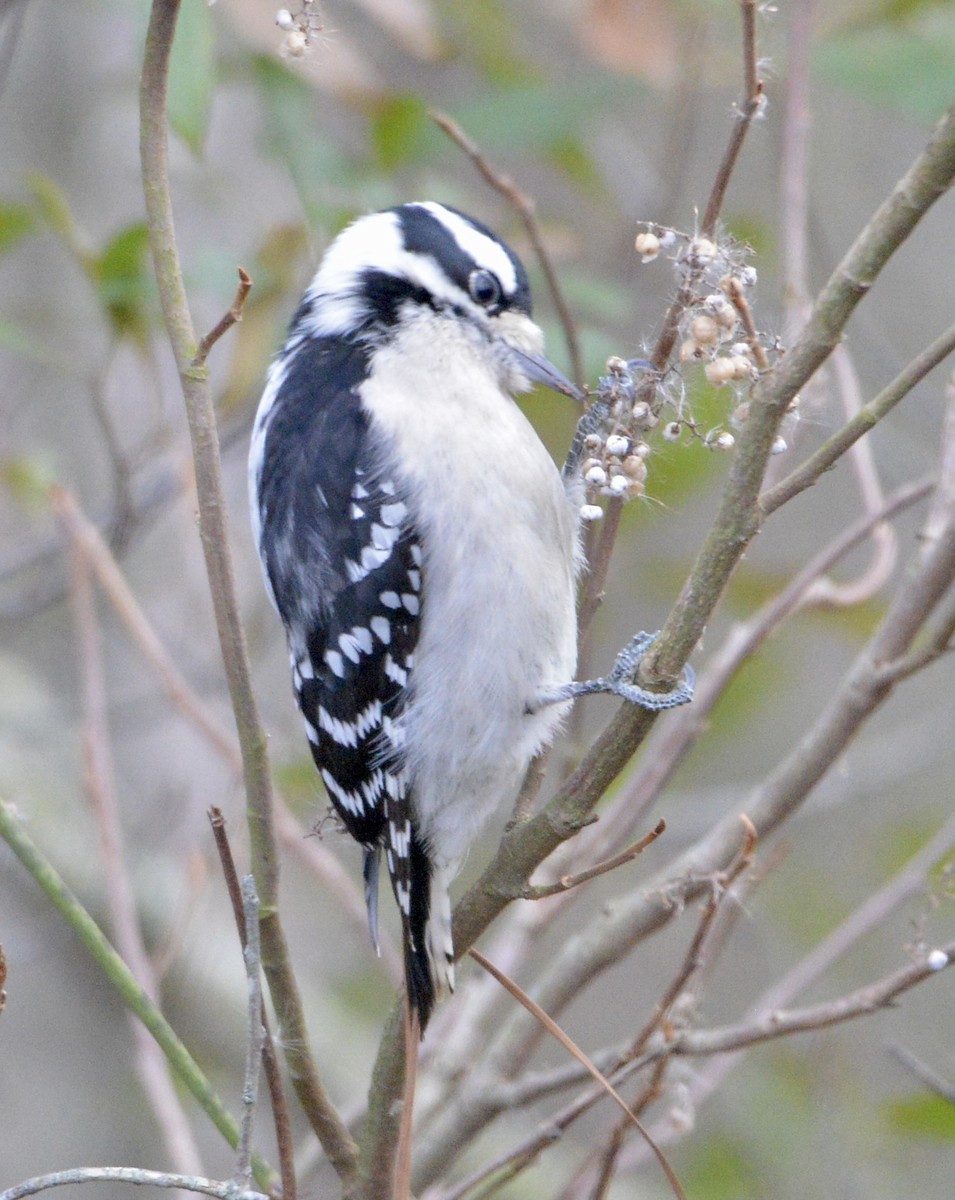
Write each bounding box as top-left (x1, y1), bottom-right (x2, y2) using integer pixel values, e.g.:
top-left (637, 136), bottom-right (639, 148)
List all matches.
top-left (579, 358), bottom-right (658, 521)
top-left (633, 222), bottom-right (789, 451)
top-left (275, 3), bottom-right (322, 57)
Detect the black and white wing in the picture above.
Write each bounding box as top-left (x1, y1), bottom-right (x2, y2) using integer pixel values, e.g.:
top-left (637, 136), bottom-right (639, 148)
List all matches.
top-left (252, 332), bottom-right (436, 1024)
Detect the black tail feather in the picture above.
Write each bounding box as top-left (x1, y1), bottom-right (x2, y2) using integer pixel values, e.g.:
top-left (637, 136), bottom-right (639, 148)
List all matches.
top-left (404, 828), bottom-right (435, 1032)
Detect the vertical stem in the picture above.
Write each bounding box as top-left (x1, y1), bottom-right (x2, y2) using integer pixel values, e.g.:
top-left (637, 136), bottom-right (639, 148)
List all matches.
top-left (139, 0), bottom-right (358, 1184)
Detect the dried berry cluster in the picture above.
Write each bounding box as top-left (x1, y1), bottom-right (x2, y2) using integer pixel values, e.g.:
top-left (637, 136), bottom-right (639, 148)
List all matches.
top-left (576, 223), bottom-right (787, 523)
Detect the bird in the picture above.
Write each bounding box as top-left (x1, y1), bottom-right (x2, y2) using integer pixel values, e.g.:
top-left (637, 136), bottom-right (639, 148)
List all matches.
top-left (249, 201), bottom-right (692, 1031)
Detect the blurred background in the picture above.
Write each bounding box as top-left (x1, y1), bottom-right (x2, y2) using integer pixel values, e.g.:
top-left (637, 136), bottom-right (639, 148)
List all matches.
top-left (2, 1), bottom-right (955, 1196)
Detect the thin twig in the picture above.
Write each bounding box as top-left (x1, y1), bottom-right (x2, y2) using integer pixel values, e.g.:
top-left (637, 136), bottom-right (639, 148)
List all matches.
top-left (430, 110), bottom-right (583, 389)
top-left (194, 267), bottom-right (253, 368)
top-left (578, 0), bottom-right (765, 642)
top-left (722, 276), bottom-right (769, 369)
top-left (888, 1044), bottom-right (955, 1105)
top-left (54, 486), bottom-right (239, 763)
top-left (673, 940), bottom-right (955, 1055)
top-left (62, 495), bottom-right (204, 1179)
top-left (700, 0), bottom-right (763, 237)
top-left (469, 949), bottom-right (687, 1200)
top-left (521, 821), bottom-right (666, 899)
top-left (236, 875), bottom-right (265, 1192)
top-left (0, 1169), bottom-right (268, 1200)
top-left (629, 817), bottom-right (757, 1060)
top-left (578, 474), bottom-right (934, 864)
top-left (209, 810), bottom-right (297, 1200)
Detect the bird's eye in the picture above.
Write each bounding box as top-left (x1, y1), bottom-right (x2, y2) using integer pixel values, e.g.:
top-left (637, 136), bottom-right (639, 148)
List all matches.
top-left (468, 269), bottom-right (502, 309)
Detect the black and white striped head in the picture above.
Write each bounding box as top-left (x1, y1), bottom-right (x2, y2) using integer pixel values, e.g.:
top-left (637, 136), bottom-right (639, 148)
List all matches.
top-left (295, 201), bottom-right (579, 398)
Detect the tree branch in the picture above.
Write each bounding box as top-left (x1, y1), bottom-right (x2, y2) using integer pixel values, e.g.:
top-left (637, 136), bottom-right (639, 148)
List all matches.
top-left (139, 0), bottom-right (358, 1183)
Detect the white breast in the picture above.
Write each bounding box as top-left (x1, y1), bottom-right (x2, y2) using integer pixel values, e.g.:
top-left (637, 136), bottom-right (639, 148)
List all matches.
top-left (359, 308), bottom-right (579, 869)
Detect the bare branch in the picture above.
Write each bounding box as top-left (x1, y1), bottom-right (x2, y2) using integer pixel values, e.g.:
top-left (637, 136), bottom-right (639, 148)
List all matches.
top-left (236, 876), bottom-right (265, 1192)
top-left (0, 800), bottom-right (277, 1193)
top-left (430, 110), bottom-right (583, 388)
top-left (449, 103), bottom-right (955, 972)
top-left (521, 821), bottom-right (666, 900)
top-left (61, 493), bottom-right (203, 1177)
top-left (0, 1169), bottom-right (268, 1200)
top-left (700, 0), bottom-right (764, 237)
top-left (675, 941), bottom-right (955, 1056)
top-left (761, 319), bottom-right (955, 516)
top-left (209, 810), bottom-right (297, 1200)
top-left (889, 1044), bottom-right (955, 1105)
top-left (193, 266), bottom-right (253, 368)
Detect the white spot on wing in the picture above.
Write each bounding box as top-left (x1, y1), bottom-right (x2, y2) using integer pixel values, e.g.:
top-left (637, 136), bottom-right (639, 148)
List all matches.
top-left (371, 523), bottom-right (400, 552)
top-left (361, 545), bottom-right (391, 571)
top-left (380, 501), bottom-right (407, 527)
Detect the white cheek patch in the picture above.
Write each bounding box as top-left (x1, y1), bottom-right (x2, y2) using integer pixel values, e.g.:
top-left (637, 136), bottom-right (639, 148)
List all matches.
top-left (303, 211), bottom-right (407, 336)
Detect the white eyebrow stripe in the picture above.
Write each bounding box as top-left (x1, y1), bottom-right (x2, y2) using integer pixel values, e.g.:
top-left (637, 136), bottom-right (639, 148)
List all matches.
top-left (415, 202), bottom-right (518, 295)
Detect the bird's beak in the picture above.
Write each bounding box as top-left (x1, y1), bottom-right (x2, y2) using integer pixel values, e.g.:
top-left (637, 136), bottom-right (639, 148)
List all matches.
top-left (508, 345), bottom-right (584, 402)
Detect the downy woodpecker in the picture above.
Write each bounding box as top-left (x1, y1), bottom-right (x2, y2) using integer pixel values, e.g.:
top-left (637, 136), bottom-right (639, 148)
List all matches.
top-left (249, 202), bottom-right (691, 1028)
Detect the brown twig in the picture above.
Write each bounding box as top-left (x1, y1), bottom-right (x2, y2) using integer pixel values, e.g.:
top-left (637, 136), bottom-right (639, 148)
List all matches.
top-left (763, 321), bottom-right (955, 517)
top-left (521, 820), bottom-right (666, 900)
top-left (236, 875), bottom-right (265, 1192)
top-left (579, 1059), bottom-right (668, 1200)
top-left (430, 109), bottom-right (583, 389)
top-left (673, 940), bottom-right (955, 1056)
top-left (722, 275), bottom-right (769, 369)
top-left (620, 802), bottom-right (955, 1175)
top-left (193, 267), bottom-right (253, 368)
top-left (576, 474), bottom-right (934, 866)
top-left (700, 0), bottom-right (763, 237)
top-left (468, 949), bottom-right (687, 1200)
top-left (578, 2), bottom-right (765, 642)
top-left (208, 810), bottom-right (297, 1200)
top-left (62, 490), bottom-right (204, 1180)
top-left (629, 817), bottom-right (757, 1061)
top-left (888, 1044), bottom-right (955, 1105)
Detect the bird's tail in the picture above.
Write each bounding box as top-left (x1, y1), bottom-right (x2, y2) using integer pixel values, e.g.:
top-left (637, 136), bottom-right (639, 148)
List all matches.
top-left (377, 813), bottom-right (455, 1032)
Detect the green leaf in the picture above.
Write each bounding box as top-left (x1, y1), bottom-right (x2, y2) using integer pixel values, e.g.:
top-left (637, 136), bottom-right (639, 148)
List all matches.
top-left (370, 95), bottom-right (432, 170)
top-left (814, 22), bottom-right (955, 121)
top-left (886, 1093), bottom-right (955, 1140)
top-left (168, 0), bottom-right (216, 154)
top-left (0, 201), bottom-right (36, 255)
top-left (94, 223), bottom-right (154, 345)
top-left (25, 172), bottom-right (93, 268)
